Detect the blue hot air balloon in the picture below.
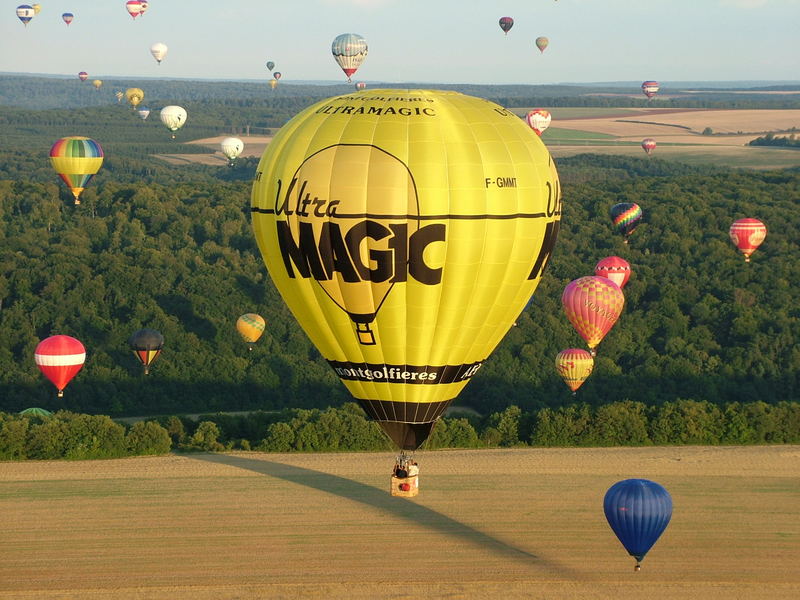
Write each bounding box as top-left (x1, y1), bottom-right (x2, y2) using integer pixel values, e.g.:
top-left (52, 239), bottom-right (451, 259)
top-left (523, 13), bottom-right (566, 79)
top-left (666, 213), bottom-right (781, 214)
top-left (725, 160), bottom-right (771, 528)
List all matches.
top-left (603, 479), bottom-right (672, 571)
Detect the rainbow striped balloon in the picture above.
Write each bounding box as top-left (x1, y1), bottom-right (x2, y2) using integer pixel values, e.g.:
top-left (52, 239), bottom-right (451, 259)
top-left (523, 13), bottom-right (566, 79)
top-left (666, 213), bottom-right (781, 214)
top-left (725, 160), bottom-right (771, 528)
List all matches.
top-left (49, 137), bottom-right (104, 205)
top-left (609, 202), bottom-right (642, 242)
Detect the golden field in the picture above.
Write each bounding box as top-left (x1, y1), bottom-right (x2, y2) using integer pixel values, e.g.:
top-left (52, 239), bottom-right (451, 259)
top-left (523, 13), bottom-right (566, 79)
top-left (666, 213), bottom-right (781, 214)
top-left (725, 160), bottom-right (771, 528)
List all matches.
top-left (1, 446), bottom-right (798, 599)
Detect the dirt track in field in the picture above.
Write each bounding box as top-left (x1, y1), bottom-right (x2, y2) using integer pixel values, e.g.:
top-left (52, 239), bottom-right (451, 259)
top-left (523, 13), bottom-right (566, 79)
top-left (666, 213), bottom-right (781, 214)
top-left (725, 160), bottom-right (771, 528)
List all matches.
top-left (0, 446), bottom-right (798, 599)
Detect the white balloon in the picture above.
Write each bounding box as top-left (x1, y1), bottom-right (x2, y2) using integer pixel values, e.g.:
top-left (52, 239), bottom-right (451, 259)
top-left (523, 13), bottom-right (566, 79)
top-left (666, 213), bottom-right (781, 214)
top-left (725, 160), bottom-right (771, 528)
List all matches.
top-left (150, 42), bottom-right (168, 64)
top-left (221, 137), bottom-right (244, 161)
top-left (160, 105), bottom-right (187, 137)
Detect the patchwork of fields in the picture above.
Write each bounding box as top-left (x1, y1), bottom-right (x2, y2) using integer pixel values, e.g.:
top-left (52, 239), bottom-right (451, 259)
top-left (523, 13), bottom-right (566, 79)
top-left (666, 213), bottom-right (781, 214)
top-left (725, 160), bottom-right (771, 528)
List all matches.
top-left (1, 446), bottom-right (798, 599)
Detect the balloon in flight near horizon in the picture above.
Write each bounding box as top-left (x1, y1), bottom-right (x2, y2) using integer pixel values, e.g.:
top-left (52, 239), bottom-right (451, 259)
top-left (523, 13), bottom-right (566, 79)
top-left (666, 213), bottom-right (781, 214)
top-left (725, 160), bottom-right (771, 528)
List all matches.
top-left (136, 106), bottom-right (150, 120)
top-left (641, 138), bottom-right (656, 155)
top-left (555, 348), bottom-right (594, 393)
top-left (150, 42), bottom-right (168, 65)
top-left (16, 5), bottom-right (35, 25)
top-left (78, 71), bottom-right (88, 82)
top-left (641, 81), bottom-right (659, 99)
top-left (125, 87), bottom-right (144, 108)
top-left (128, 328), bottom-right (164, 375)
top-left (604, 479), bottom-right (672, 571)
top-left (269, 79), bottom-right (278, 90)
top-left (610, 202), bottom-right (642, 243)
top-left (331, 33), bottom-right (368, 82)
top-left (251, 89), bottom-right (561, 451)
top-left (535, 37), bottom-right (549, 53)
top-left (355, 81), bottom-right (366, 91)
top-left (526, 109), bottom-right (551, 136)
top-left (221, 137), bottom-right (244, 164)
top-left (266, 61), bottom-right (275, 71)
top-left (594, 256), bottom-right (631, 289)
top-left (62, 12), bottom-right (73, 25)
top-left (31, 2), bottom-right (40, 13)
top-left (92, 79), bottom-right (103, 90)
top-left (125, 0), bottom-right (144, 19)
top-left (35, 335), bottom-right (86, 398)
top-left (160, 105), bottom-right (187, 138)
top-left (273, 72), bottom-right (281, 80)
top-left (49, 136), bottom-right (104, 205)
top-left (499, 17), bottom-right (513, 35)
top-left (729, 218), bottom-right (766, 262)
top-left (562, 276), bottom-right (624, 356)
top-left (236, 314), bottom-right (266, 351)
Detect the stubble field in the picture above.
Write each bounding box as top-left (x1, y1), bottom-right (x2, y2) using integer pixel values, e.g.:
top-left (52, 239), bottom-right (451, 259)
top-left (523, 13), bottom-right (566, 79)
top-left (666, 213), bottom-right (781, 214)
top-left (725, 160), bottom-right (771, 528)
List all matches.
top-left (1, 446), bottom-right (798, 599)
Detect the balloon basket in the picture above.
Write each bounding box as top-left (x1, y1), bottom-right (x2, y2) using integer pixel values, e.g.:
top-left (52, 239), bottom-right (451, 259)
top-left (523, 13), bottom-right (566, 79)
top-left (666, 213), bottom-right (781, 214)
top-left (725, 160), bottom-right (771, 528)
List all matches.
top-left (390, 475), bottom-right (419, 498)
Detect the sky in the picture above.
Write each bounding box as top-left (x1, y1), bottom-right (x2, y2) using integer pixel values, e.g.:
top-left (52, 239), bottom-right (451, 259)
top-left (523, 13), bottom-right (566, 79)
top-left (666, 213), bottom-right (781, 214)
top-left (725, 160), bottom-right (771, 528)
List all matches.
top-left (2, 0), bottom-right (799, 85)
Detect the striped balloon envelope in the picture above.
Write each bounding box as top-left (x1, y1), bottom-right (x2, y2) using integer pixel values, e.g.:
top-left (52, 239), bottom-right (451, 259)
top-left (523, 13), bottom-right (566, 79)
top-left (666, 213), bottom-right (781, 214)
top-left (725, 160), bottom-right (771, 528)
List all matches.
top-left (555, 348), bottom-right (594, 393)
top-left (35, 335), bottom-right (86, 397)
top-left (49, 137), bottom-right (104, 205)
top-left (729, 218), bottom-right (766, 262)
top-left (128, 329), bottom-right (164, 375)
top-left (609, 202), bottom-right (642, 243)
top-left (236, 314), bottom-right (266, 350)
top-left (562, 276), bottom-right (624, 355)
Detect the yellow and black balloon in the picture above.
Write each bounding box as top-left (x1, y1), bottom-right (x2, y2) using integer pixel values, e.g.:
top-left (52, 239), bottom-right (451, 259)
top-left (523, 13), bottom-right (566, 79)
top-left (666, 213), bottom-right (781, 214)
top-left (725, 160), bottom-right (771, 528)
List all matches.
top-left (251, 90), bottom-right (561, 450)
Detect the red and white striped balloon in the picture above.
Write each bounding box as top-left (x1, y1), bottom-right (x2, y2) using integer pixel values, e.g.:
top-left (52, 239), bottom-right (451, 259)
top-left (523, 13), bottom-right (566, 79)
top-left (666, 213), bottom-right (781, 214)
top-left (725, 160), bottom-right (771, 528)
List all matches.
top-left (594, 256), bottom-right (632, 289)
top-left (34, 335), bottom-right (86, 397)
top-left (729, 218), bottom-right (766, 262)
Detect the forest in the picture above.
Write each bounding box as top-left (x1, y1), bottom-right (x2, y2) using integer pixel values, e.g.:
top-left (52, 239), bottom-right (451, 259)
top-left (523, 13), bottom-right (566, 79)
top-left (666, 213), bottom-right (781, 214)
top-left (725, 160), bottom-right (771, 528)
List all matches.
top-left (0, 96), bottom-right (798, 457)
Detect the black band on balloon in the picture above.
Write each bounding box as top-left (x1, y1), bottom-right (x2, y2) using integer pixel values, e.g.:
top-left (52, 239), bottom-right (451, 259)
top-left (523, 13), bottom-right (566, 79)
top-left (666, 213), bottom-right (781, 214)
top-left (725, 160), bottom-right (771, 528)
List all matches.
top-left (358, 399), bottom-right (452, 425)
top-left (327, 360), bottom-right (484, 385)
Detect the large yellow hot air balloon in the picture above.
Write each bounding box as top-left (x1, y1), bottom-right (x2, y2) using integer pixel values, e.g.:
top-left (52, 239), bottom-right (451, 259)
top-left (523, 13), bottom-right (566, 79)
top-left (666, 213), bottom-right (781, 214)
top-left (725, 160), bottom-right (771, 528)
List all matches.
top-left (236, 313), bottom-right (266, 350)
top-left (251, 89), bottom-right (561, 454)
top-left (125, 87), bottom-right (144, 108)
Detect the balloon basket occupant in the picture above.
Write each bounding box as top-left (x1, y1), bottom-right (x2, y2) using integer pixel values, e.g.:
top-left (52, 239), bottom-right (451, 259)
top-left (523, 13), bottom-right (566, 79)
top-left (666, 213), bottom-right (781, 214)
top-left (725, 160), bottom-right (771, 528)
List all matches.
top-left (390, 452), bottom-right (419, 498)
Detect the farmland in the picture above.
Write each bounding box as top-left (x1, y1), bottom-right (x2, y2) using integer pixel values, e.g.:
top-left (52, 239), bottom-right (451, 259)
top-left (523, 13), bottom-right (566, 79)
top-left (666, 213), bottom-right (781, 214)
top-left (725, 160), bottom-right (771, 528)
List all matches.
top-left (1, 446), bottom-right (798, 599)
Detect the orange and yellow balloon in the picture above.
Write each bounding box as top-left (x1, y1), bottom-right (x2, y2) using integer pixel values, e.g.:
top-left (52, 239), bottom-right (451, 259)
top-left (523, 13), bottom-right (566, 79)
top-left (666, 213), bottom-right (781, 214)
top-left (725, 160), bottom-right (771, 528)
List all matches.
top-left (555, 348), bottom-right (594, 393)
top-left (236, 314), bottom-right (266, 350)
top-left (49, 137), bottom-right (104, 205)
top-left (562, 276), bottom-right (624, 356)
top-left (125, 87), bottom-right (144, 108)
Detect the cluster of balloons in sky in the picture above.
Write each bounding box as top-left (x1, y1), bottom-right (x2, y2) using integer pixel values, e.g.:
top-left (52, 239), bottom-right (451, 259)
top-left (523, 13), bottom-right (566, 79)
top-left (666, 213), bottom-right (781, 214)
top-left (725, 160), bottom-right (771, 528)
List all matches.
top-left (33, 315), bottom-right (266, 396)
top-left (554, 203), bottom-right (767, 394)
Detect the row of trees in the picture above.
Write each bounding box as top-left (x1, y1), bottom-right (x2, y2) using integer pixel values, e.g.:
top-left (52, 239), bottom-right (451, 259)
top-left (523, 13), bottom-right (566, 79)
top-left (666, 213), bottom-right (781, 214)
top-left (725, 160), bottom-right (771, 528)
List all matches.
top-left (749, 133), bottom-right (800, 148)
top-left (2, 399), bottom-right (797, 460)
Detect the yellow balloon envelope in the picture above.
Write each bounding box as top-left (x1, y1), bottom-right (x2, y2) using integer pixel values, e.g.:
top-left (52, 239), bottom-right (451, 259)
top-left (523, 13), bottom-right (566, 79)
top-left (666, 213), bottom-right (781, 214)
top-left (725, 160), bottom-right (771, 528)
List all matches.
top-left (555, 348), bottom-right (594, 393)
top-left (125, 87), bottom-right (144, 108)
top-left (236, 313), bottom-right (266, 347)
top-left (251, 89), bottom-right (561, 449)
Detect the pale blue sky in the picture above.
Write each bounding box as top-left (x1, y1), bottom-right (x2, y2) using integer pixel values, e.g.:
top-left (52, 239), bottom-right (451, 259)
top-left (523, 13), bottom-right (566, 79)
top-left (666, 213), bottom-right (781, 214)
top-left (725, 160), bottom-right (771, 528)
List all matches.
top-left (2, 0), bottom-right (799, 84)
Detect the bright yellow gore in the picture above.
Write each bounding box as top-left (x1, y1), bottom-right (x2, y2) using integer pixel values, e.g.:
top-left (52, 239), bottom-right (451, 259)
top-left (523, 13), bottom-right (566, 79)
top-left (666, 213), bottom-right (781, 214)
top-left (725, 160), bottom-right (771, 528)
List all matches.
top-left (251, 89), bottom-right (561, 449)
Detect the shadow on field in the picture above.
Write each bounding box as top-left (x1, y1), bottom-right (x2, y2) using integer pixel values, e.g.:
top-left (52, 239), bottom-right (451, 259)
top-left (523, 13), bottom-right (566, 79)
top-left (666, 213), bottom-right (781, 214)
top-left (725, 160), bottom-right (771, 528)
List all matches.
top-left (191, 453), bottom-right (575, 575)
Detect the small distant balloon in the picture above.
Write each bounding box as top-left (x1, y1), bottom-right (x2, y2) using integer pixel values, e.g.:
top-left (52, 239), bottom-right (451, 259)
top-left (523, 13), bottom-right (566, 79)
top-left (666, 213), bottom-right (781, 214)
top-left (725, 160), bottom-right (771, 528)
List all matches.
top-left (92, 79), bottom-right (103, 90)
top-left (35, 335), bottom-right (86, 398)
top-left (125, 87), bottom-right (144, 108)
top-left (78, 71), bottom-right (88, 82)
top-left (269, 79), bottom-right (278, 90)
top-left (729, 218), bottom-right (766, 263)
top-left (499, 17), bottom-right (514, 35)
top-left (125, 0), bottom-right (143, 19)
top-left (266, 61), bottom-right (275, 71)
top-left (49, 136), bottom-right (104, 205)
top-left (160, 105), bottom-right (187, 138)
top-left (610, 202), bottom-right (642, 243)
top-left (604, 479), bottom-right (672, 571)
top-left (150, 42), bottom-right (168, 64)
top-left (16, 5), bottom-right (35, 26)
top-left (355, 81), bottom-right (366, 91)
top-left (115, 90), bottom-right (124, 102)
top-left (594, 256), bottom-right (631, 289)
top-left (221, 137), bottom-right (244, 165)
top-left (136, 106), bottom-right (151, 120)
top-left (555, 348), bottom-right (594, 393)
top-left (641, 138), bottom-right (656, 156)
top-left (236, 313), bottom-right (266, 350)
top-left (641, 81), bottom-right (659, 99)
top-left (273, 71), bottom-right (281, 80)
top-left (535, 37), bottom-right (549, 53)
top-left (332, 33), bottom-right (368, 82)
top-left (526, 109), bottom-right (551, 136)
top-left (31, 2), bottom-right (40, 13)
top-left (62, 12), bottom-right (74, 25)
top-left (128, 328), bottom-right (164, 375)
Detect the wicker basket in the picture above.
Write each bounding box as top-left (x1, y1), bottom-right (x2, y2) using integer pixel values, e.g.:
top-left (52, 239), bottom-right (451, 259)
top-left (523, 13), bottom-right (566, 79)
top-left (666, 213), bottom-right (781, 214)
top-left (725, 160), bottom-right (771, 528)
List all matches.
top-left (390, 474), bottom-right (419, 497)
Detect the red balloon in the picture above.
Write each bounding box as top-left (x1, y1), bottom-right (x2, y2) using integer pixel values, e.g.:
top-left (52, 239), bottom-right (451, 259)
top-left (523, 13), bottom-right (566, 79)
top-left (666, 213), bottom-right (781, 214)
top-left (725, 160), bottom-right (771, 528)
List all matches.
top-left (78, 72), bottom-right (89, 82)
top-left (594, 256), bottom-right (631, 289)
top-left (35, 335), bottom-right (86, 397)
top-left (729, 218), bottom-right (766, 262)
top-left (562, 276), bottom-right (624, 355)
top-left (641, 138), bottom-right (656, 156)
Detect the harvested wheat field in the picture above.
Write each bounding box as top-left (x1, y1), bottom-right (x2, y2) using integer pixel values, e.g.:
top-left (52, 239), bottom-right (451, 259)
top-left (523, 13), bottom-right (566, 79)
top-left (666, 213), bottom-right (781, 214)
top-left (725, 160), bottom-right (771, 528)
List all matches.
top-left (154, 135), bottom-right (273, 166)
top-left (1, 446), bottom-right (798, 599)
